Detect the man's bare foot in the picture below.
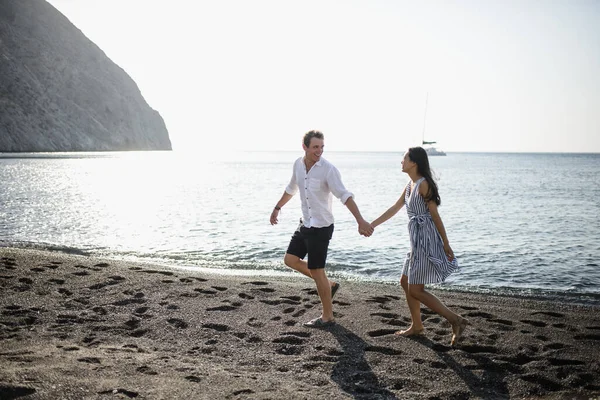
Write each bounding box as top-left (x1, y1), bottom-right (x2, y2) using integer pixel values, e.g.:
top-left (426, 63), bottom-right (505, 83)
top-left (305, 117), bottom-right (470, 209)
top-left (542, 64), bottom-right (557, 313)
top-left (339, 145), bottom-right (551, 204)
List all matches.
top-left (394, 326), bottom-right (424, 336)
top-left (451, 316), bottom-right (468, 346)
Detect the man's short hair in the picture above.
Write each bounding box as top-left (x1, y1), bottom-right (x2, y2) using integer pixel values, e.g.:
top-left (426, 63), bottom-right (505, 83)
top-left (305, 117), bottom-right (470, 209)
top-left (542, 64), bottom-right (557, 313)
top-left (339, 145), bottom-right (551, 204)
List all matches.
top-left (303, 130), bottom-right (324, 147)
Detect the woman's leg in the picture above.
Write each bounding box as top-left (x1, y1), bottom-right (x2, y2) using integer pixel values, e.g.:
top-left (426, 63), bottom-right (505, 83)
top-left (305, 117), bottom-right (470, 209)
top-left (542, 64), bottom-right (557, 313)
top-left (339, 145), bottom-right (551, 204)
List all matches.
top-left (408, 284), bottom-right (468, 344)
top-left (396, 275), bottom-right (424, 335)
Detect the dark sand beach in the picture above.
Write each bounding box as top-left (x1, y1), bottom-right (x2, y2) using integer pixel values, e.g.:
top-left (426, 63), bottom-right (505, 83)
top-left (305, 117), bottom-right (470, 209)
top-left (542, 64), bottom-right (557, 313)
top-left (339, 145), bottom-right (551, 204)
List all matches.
top-left (1, 248), bottom-right (599, 399)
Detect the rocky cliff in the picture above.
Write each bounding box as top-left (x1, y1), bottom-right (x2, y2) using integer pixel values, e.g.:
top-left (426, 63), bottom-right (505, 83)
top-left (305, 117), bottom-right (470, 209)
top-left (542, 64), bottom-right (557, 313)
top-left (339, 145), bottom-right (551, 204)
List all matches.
top-left (0, 0), bottom-right (172, 152)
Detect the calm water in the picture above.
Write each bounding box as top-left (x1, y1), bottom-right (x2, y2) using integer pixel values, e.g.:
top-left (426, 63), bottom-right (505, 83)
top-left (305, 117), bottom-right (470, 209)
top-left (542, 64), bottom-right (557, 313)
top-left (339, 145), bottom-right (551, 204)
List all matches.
top-left (1, 151), bottom-right (599, 302)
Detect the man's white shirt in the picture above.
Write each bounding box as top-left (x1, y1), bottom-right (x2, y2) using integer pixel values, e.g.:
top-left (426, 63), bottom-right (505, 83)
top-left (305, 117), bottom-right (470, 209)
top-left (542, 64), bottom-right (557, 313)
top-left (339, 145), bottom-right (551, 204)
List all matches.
top-left (285, 156), bottom-right (354, 228)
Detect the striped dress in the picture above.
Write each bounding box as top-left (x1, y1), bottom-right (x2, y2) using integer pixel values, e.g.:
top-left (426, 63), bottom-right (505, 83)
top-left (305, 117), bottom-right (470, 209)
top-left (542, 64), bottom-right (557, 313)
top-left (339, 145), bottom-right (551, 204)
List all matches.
top-left (402, 177), bottom-right (459, 284)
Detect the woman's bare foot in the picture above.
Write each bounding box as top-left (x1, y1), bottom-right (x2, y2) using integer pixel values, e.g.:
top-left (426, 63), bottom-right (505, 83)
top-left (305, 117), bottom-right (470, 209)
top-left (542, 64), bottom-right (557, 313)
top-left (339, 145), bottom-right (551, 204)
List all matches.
top-left (451, 316), bottom-right (468, 346)
top-left (394, 326), bottom-right (424, 337)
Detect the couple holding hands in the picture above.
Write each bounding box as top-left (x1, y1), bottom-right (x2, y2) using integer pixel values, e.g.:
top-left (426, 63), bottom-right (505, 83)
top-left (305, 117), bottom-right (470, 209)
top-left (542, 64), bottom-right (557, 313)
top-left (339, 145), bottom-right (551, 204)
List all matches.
top-left (269, 130), bottom-right (468, 346)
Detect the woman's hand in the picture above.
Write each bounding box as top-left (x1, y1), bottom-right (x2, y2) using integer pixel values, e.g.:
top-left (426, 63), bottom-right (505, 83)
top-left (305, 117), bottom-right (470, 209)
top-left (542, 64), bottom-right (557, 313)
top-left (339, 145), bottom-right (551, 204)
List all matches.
top-left (444, 243), bottom-right (454, 261)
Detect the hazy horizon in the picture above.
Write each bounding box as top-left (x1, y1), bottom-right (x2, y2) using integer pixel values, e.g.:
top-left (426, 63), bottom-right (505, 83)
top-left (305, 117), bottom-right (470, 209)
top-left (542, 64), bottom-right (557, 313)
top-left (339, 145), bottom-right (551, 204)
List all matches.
top-left (46, 0), bottom-right (600, 154)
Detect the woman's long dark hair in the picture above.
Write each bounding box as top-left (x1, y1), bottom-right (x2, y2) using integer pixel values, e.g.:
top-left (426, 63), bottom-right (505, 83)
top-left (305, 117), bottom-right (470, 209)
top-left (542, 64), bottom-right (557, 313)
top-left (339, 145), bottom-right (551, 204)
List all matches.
top-left (408, 147), bottom-right (441, 206)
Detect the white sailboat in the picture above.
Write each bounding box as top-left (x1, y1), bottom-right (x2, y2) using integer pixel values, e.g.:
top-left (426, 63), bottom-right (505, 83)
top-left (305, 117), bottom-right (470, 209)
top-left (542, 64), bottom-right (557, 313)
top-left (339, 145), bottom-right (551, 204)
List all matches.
top-left (421, 93), bottom-right (446, 156)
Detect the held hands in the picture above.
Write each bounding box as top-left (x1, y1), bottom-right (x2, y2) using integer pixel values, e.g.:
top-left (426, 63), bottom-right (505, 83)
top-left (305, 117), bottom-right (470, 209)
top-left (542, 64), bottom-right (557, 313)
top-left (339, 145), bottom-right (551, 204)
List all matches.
top-left (358, 219), bottom-right (374, 237)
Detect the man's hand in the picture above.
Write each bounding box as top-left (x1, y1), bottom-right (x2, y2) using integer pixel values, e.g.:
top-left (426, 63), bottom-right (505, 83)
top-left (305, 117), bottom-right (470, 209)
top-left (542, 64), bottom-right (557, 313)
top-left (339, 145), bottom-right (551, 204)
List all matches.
top-left (270, 209), bottom-right (280, 225)
top-left (358, 219), bottom-right (374, 237)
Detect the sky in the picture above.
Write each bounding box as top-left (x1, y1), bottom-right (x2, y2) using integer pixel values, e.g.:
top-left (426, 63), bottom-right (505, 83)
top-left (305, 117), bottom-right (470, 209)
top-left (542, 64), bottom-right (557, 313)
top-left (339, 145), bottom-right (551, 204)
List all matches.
top-left (46, 0), bottom-right (600, 153)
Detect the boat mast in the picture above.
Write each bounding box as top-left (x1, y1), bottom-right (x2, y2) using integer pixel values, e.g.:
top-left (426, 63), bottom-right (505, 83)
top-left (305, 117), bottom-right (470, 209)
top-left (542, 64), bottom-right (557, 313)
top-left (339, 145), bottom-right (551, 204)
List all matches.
top-left (421, 92), bottom-right (428, 145)
top-left (421, 92), bottom-right (436, 145)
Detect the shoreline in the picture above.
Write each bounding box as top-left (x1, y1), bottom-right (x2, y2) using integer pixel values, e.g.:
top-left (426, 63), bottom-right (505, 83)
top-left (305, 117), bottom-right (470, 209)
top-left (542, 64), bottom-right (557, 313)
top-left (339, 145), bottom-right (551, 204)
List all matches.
top-left (1, 247), bottom-right (599, 399)
top-left (2, 243), bottom-right (599, 308)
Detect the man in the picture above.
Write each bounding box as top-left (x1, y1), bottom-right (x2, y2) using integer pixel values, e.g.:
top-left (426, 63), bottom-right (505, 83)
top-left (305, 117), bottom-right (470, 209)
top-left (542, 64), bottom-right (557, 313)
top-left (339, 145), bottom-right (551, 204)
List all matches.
top-left (270, 130), bottom-right (373, 327)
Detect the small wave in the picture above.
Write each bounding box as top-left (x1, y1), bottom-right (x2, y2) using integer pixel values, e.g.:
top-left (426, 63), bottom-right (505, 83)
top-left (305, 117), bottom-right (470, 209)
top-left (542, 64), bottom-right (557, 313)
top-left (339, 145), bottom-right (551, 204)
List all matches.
top-left (0, 240), bottom-right (91, 256)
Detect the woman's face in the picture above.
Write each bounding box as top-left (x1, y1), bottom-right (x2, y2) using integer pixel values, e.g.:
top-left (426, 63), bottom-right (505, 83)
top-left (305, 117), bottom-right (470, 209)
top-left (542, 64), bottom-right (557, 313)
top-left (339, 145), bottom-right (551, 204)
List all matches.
top-left (401, 151), bottom-right (415, 173)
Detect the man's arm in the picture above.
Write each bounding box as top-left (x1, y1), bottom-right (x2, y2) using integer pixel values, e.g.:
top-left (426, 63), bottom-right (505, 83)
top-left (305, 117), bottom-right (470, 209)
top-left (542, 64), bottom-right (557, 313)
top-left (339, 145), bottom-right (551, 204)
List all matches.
top-left (344, 197), bottom-right (374, 236)
top-left (271, 160), bottom-right (299, 225)
top-left (270, 191), bottom-right (294, 225)
top-left (326, 166), bottom-right (373, 236)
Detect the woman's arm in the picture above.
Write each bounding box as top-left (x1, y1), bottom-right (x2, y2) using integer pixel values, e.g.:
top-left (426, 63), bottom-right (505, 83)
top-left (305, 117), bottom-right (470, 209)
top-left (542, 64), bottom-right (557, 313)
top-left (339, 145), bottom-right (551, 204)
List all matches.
top-left (371, 187), bottom-right (406, 228)
top-left (420, 181), bottom-right (454, 260)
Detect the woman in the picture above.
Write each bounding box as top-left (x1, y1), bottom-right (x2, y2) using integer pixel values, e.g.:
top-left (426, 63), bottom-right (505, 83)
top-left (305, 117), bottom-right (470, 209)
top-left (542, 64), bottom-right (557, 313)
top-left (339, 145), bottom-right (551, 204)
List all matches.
top-left (371, 147), bottom-right (467, 345)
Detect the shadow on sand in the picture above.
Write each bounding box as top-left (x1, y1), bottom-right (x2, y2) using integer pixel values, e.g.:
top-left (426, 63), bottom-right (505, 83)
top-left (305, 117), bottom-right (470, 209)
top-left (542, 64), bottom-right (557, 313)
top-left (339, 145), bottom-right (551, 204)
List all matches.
top-left (409, 335), bottom-right (511, 399)
top-left (329, 324), bottom-right (399, 399)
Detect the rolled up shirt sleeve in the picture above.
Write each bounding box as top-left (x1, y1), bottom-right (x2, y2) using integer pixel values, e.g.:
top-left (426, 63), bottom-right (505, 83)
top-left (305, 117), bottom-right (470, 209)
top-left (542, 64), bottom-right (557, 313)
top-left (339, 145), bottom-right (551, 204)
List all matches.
top-left (285, 160), bottom-right (299, 195)
top-left (327, 166), bottom-right (354, 204)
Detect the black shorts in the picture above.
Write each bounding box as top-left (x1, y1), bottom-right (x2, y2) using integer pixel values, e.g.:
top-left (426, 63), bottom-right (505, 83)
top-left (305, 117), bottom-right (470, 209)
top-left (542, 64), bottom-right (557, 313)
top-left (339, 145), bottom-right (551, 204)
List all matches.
top-left (286, 220), bottom-right (334, 270)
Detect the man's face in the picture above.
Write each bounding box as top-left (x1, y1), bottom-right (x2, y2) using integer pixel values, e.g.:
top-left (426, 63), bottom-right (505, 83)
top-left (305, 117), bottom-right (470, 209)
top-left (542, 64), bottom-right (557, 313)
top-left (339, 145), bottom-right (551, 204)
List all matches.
top-left (303, 137), bottom-right (324, 163)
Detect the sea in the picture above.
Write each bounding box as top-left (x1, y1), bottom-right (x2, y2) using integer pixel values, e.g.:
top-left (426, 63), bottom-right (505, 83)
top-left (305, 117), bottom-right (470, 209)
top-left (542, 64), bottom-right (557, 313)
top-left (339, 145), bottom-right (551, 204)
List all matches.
top-left (1, 151), bottom-right (599, 304)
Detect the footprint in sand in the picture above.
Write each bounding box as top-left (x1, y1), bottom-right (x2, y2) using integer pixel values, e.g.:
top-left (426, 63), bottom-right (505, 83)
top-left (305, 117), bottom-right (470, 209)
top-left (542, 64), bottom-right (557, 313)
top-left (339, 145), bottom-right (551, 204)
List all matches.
top-left (520, 319), bottom-right (547, 327)
top-left (136, 366), bottom-right (158, 375)
top-left (246, 317), bottom-right (264, 328)
top-left (194, 288), bottom-right (218, 295)
top-left (458, 344), bottom-right (499, 354)
top-left (333, 300), bottom-right (351, 306)
top-left (57, 288), bottom-right (73, 296)
top-left (112, 297), bottom-right (146, 306)
top-left (0, 385), bottom-right (36, 398)
top-left (371, 312), bottom-right (400, 319)
top-left (242, 281), bottom-right (270, 286)
top-left (574, 333), bottom-right (600, 341)
top-left (366, 329), bottom-right (398, 337)
top-left (273, 335), bottom-right (306, 346)
top-left (292, 309), bottom-right (307, 318)
top-left (532, 311), bottom-right (564, 318)
top-left (167, 318), bottom-right (188, 329)
top-left (88, 276), bottom-right (126, 291)
top-left (98, 389), bottom-right (139, 398)
top-left (77, 357), bottom-right (101, 364)
top-left (585, 326), bottom-right (600, 331)
top-left (141, 270), bottom-right (174, 277)
top-left (366, 295), bottom-right (400, 310)
top-left (260, 298), bottom-right (299, 306)
top-left (134, 306), bottom-right (150, 315)
top-left (202, 323), bottom-right (230, 332)
top-left (206, 305), bottom-right (237, 311)
top-left (365, 345), bottom-right (402, 356)
top-left (301, 288), bottom-right (318, 296)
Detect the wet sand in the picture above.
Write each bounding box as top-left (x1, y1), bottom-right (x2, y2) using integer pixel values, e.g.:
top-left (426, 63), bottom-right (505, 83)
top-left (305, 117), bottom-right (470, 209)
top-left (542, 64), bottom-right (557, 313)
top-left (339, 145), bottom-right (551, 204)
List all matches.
top-left (1, 247), bottom-right (599, 399)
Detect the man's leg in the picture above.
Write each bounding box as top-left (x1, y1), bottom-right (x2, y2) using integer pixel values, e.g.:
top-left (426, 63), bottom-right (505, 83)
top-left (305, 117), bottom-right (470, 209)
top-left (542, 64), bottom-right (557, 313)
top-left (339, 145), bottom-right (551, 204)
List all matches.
top-left (283, 253), bottom-right (312, 278)
top-left (284, 253), bottom-right (338, 289)
top-left (309, 268), bottom-right (334, 322)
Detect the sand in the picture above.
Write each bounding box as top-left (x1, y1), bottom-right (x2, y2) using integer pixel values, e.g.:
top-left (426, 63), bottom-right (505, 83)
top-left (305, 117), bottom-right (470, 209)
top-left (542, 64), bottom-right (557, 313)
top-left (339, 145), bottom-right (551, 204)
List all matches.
top-left (1, 247), bottom-right (599, 400)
